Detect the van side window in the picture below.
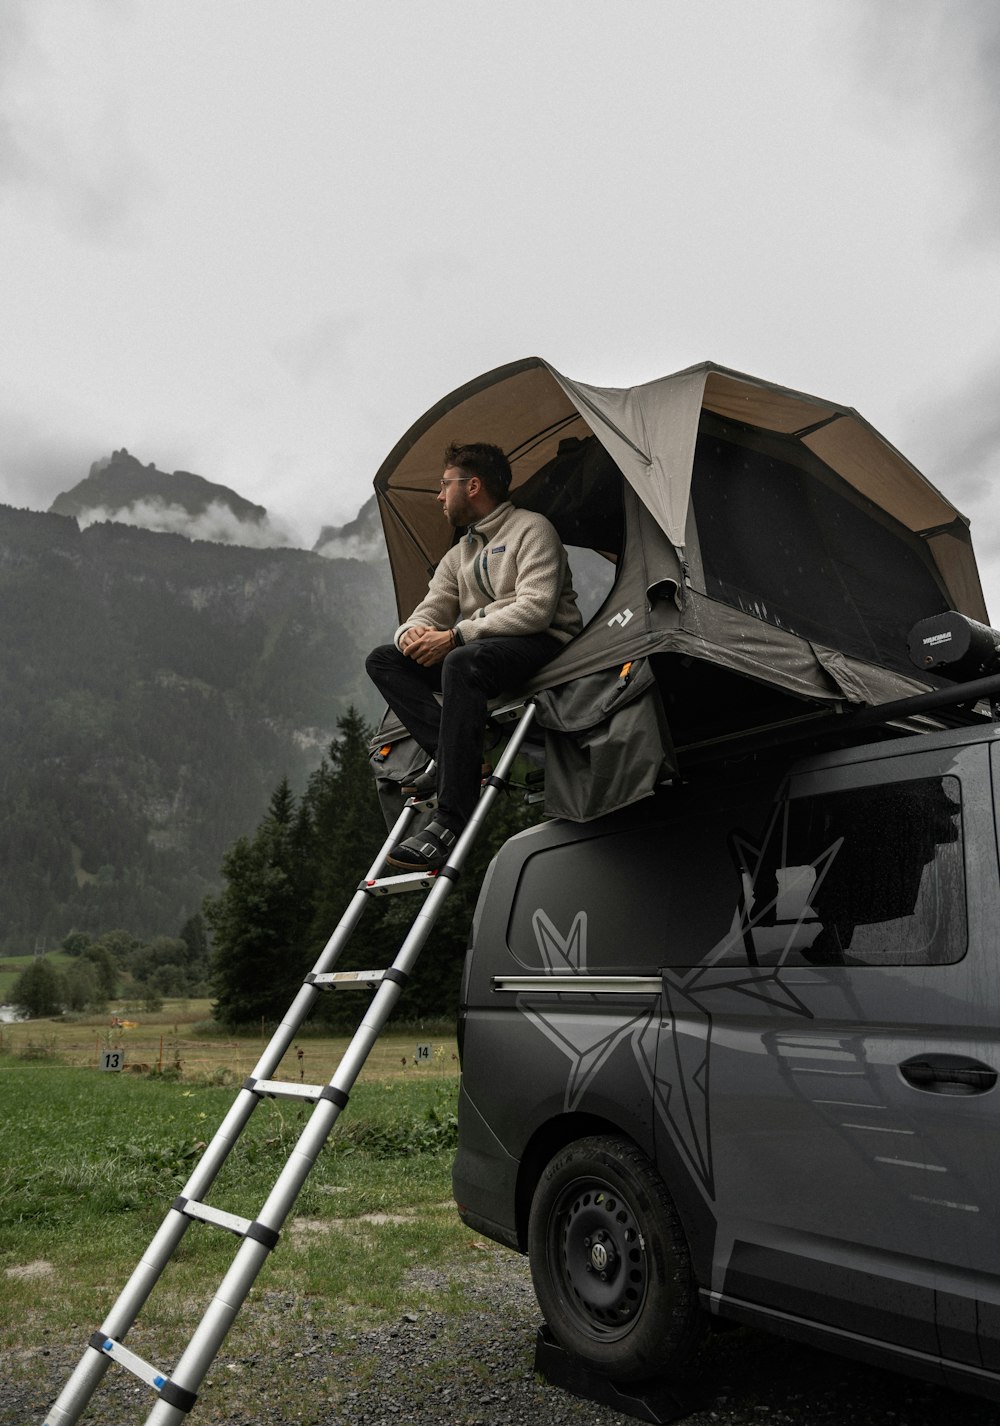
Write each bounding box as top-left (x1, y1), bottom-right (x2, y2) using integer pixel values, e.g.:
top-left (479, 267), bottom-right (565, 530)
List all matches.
top-left (737, 776), bottom-right (966, 968)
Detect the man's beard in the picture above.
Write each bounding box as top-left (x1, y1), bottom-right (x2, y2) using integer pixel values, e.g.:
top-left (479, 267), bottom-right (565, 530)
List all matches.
top-left (445, 500), bottom-right (474, 529)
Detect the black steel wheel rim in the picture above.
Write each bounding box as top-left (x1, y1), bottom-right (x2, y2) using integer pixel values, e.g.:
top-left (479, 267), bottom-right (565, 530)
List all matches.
top-left (551, 1176), bottom-right (648, 1340)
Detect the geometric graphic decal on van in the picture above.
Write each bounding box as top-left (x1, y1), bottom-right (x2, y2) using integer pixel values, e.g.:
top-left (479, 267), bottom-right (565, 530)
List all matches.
top-left (655, 978), bottom-right (713, 1192)
top-left (517, 793), bottom-right (965, 1203)
top-left (655, 965), bottom-right (813, 1199)
top-left (518, 908), bottom-right (723, 1192)
top-left (532, 908), bottom-right (587, 972)
top-left (519, 821), bottom-right (823, 1201)
top-left (519, 910), bottom-right (659, 1117)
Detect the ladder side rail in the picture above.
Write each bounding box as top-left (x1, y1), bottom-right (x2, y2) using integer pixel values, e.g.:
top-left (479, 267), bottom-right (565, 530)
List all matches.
top-left (140, 705), bottom-right (538, 1426)
top-left (243, 794), bottom-right (420, 1084)
top-left (44, 797), bottom-right (422, 1426)
top-left (332, 701), bottom-right (538, 1089)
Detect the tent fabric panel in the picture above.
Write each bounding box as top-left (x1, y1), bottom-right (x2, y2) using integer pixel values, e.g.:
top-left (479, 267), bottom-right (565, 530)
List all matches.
top-left (549, 366), bottom-right (707, 549)
top-left (375, 359), bottom-right (575, 494)
top-left (516, 488), bottom-right (686, 694)
top-left (522, 586), bottom-right (929, 714)
top-left (803, 416), bottom-right (957, 534)
top-left (924, 527), bottom-right (989, 624)
top-left (509, 435), bottom-right (626, 561)
top-left (664, 607), bottom-right (846, 703)
top-left (379, 362), bottom-right (585, 500)
top-left (375, 360), bottom-right (589, 620)
top-left (702, 368), bottom-right (840, 434)
top-left (532, 658), bottom-right (676, 821)
top-left (663, 593), bottom-right (931, 707)
top-left (377, 492), bottom-right (438, 621)
top-left (808, 644), bottom-right (891, 705)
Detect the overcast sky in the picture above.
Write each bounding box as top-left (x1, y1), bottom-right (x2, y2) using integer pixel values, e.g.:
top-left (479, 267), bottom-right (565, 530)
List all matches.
top-left (2, 0), bottom-right (999, 613)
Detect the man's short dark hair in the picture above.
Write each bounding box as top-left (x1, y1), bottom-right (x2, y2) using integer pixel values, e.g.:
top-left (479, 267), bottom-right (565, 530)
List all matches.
top-left (443, 442), bottom-right (512, 502)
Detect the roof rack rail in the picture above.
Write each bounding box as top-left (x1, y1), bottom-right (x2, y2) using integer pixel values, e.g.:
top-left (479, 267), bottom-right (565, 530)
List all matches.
top-left (679, 670), bottom-right (1000, 769)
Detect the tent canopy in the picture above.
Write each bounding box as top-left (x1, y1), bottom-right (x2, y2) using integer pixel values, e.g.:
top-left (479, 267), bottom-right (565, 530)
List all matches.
top-left (373, 358), bottom-right (987, 758)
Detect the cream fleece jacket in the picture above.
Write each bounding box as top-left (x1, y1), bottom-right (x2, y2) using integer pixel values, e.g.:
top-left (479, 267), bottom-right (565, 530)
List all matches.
top-left (394, 502), bottom-right (582, 649)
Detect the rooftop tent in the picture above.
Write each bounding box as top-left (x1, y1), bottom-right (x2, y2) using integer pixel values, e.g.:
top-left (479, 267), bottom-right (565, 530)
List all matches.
top-left (372, 358), bottom-right (988, 801)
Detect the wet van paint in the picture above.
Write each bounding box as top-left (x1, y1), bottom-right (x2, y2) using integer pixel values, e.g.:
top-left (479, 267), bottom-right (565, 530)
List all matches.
top-left (453, 721), bottom-right (1000, 1397)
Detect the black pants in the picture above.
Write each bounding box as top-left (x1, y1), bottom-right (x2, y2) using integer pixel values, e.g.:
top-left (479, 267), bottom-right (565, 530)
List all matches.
top-left (366, 633), bottom-right (560, 834)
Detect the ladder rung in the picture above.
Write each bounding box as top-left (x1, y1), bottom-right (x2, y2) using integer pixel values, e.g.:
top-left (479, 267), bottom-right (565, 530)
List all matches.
top-left (174, 1198), bottom-right (253, 1237)
top-left (250, 1077), bottom-right (324, 1101)
top-left (88, 1336), bottom-right (173, 1394)
top-left (360, 871), bottom-right (437, 896)
top-left (173, 1196), bottom-right (280, 1249)
top-left (311, 970), bottom-right (384, 988)
top-left (490, 698), bottom-right (529, 724)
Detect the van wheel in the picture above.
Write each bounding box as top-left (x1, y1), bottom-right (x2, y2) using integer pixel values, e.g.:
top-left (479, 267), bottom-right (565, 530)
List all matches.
top-left (527, 1135), bottom-right (703, 1382)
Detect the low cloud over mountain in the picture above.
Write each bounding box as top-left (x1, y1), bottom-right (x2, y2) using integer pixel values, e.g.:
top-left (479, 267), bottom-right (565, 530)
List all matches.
top-left (313, 493), bottom-right (384, 562)
top-left (50, 449), bottom-right (303, 550)
top-left (74, 496), bottom-right (302, 549)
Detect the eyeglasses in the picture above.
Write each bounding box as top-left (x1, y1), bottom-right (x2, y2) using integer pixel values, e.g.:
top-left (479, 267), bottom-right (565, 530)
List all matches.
top-left (438, 476), bottom-right (471, 489)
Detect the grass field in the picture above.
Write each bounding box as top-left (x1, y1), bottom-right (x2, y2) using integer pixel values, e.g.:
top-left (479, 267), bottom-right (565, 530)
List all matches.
top-left (0, 997), bottom-right (460, 1082)
top-left (0, 1007), bottom-right (477, 1421)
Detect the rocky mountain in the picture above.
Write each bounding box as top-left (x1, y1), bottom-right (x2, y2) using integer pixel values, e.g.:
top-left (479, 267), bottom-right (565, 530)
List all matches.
top-left (0, 503), bottom-right (396, 952)
top-left (49, 450), bottom-right (294, 548)
top-left (313, 494), bottom-right (385, 562)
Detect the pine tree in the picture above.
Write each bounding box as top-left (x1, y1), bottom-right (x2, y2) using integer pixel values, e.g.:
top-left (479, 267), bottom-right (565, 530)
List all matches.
top-left (178, 912), bottom-right (212, 989)
top-left (306, 710), bottom-right (389, 951)
top-left (204, 708), bottom-right (547, 1030)
top-left (206, 779), bottom-right (314, 1025)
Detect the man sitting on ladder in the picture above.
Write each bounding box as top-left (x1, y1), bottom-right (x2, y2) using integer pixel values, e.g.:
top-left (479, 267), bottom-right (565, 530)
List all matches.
top-left (366, 440), bottom-right (581, 871)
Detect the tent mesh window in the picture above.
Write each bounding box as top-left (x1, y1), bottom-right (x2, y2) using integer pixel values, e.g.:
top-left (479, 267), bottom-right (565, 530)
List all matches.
top-left (690, 415), bottom-right (951, 675)
top-left (511, 434), bottom-right (625, 625)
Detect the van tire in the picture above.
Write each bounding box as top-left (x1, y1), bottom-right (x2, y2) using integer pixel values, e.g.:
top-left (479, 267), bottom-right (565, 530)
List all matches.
top-left (527, 1134), bottom-right (703, 1382)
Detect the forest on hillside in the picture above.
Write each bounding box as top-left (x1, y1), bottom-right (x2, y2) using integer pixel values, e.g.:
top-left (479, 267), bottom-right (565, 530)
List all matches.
top-left (8, 710), bottom-right (542, 1027)
top-left (0, 505), bottom-right (395, 951)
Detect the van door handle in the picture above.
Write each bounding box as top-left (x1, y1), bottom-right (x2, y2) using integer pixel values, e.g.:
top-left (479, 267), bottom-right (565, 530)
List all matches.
top-left (899, 1055), bottom-right (998, 1094)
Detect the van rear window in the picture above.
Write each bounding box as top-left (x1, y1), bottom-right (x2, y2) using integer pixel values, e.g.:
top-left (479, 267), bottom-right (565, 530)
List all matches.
top-left (738, 776), bottom-right (966, 968)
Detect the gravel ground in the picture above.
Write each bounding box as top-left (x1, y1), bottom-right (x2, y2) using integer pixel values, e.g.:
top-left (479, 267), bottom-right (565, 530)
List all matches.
top-left (8, 1248), bottom-right (1000, 1426)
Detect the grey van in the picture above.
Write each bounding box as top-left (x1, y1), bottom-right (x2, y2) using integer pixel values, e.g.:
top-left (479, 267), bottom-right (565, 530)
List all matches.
top-left (453, 718), bottom-right (1000, 1400)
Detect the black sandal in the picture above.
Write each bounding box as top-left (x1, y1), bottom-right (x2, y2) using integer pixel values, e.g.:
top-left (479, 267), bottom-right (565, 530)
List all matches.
top-left (386, 819), bottom-right (457, 871)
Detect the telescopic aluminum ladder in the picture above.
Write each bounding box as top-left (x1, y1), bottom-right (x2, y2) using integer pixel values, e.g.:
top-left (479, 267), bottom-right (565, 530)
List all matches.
top-left (44, 701), bottom-right (538, 1426)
